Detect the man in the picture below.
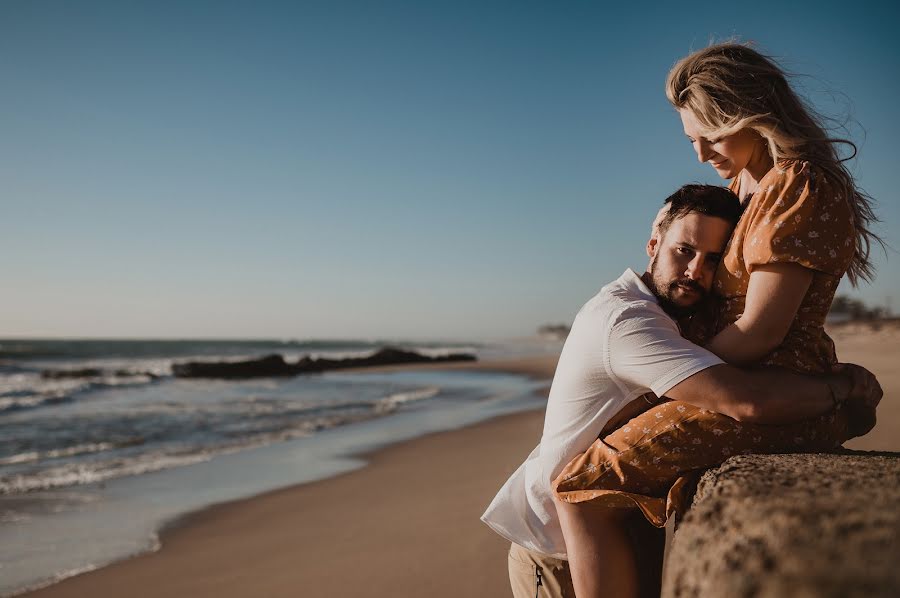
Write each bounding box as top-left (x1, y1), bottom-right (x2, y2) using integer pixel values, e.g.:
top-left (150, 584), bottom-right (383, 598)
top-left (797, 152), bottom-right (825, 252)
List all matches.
top-left (481, 184), bottom-right (880, 598)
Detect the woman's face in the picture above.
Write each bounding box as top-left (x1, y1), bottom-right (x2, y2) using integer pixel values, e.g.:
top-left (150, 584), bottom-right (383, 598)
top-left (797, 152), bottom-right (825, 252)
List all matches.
top-left (679, 108), bottom-right (765, 180)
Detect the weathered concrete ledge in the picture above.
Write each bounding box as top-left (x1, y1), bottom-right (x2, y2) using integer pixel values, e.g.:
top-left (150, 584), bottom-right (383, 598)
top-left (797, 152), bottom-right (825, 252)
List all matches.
top-left (662, 452), bottom-right (900, 598)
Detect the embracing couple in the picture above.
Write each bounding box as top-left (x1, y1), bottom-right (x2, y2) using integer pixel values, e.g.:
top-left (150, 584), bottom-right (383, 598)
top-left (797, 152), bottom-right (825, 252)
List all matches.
top-left (482, 43), bottom-right (884, 598)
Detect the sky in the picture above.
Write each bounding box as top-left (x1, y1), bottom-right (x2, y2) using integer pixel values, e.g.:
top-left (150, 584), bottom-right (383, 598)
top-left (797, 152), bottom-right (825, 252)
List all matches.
top-left (2, 0), bottom-right (898, 341)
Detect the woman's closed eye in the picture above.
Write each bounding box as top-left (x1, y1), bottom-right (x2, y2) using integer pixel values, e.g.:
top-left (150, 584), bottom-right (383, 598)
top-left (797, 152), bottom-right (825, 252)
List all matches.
top-left (687, 136), bottom-right (719, 145)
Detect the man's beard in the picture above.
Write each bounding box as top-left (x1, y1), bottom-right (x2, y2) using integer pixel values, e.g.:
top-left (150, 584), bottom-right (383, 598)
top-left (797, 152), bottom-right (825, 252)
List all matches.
top-left (646, 255), bottom-right (707, 318)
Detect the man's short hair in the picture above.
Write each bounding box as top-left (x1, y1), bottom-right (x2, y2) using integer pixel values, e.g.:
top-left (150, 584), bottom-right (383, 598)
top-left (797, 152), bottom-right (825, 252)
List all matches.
top-left (656, 184), bottom-right (742, 236)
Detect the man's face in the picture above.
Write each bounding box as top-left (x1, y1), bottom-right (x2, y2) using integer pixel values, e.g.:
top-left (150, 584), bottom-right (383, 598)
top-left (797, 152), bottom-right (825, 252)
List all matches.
top-left (645, 212), bottom-right (732, 317)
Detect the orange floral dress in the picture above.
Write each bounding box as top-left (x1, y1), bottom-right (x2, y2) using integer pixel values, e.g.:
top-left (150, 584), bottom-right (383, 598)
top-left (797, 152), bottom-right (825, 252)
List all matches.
top-left (719, 159), bottom-right (855, 373)
top-left (553, 160), bottom-right (858, 527)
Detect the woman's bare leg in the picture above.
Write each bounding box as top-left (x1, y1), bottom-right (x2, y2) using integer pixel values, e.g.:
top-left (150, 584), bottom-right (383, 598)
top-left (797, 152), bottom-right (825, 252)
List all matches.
top-left (555, 500), bottom-right (638, 598)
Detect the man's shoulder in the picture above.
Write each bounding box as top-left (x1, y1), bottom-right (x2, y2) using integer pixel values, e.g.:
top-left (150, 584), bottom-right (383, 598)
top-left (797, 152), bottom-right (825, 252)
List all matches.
top-left (576, 270), bottom-right (669, 328)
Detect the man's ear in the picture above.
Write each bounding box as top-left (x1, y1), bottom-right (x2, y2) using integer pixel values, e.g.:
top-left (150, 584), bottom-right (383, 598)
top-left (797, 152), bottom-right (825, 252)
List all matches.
top-left (648, 204), bottom-right (669, 259)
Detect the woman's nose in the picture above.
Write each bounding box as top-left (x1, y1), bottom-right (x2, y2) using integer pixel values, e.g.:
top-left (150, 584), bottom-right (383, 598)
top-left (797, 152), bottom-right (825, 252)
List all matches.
top-left (695, 140), bottom-right (714, 163)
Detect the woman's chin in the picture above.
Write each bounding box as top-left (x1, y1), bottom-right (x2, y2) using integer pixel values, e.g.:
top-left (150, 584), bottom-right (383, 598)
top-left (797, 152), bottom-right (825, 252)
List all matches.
top-left (711, 165), bottom-right (737, 179)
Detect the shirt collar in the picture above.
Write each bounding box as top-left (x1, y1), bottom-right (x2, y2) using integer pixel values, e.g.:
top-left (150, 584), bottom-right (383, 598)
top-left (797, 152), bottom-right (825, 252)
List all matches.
top-left (620, 268), bottom-right (659, 305)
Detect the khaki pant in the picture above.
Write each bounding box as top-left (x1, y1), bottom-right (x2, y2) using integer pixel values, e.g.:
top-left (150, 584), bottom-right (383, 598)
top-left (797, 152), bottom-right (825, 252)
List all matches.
top-left (507, 510), bottom-right (664, 598)
top-left (507, 543), bottom-right (575, 598)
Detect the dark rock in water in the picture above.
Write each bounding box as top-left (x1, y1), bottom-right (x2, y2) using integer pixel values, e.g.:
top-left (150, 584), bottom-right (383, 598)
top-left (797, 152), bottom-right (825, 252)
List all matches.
top-left (293, 346), bottom-right (477, 373)
top-left (113, 369), bottom-right (158, 379)
top-left (172, 346), bottom-right (477, 379)
top-left (42, 368), bottom-right (158, 379)
top-left (172, 354), bottom-right (294, 379)
top-left (41, 368), bottom-right (104, 379)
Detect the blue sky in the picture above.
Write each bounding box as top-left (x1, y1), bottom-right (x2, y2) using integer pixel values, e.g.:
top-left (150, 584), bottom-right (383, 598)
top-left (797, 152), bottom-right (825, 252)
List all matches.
top-left (2, 1), bottom-right (898, 340)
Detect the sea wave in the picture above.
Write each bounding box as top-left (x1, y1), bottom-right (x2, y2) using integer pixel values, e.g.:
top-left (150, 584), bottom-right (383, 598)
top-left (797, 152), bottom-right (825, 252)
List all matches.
top-left (375, 386), bottom-right (441, 413)
top-left (0, 385), bottom-right (443, 495)
top-left (0, 393), bottom-right (74, 413)
top-left (0, 374), bottom-right (161, 414)
top-left (0, 443), bottom-right (117, 466)
top-left (0, 450), bottom-right (216, 494)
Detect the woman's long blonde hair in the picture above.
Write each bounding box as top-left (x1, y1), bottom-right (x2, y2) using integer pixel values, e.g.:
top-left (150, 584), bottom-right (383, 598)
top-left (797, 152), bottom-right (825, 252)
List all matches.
top-left (666, 42), bottom-right (882, 285)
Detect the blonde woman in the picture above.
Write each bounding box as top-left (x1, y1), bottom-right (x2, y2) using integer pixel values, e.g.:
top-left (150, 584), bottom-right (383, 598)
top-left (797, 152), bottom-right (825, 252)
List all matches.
top-left (553, 43), bottom-right (883, 597)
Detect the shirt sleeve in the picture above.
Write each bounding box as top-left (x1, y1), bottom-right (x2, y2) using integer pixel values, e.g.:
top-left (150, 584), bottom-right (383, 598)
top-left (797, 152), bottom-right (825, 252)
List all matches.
top-left (743, 161), bottom-right (855, 276)
top-left (607, 306), bottom-right (724, 398)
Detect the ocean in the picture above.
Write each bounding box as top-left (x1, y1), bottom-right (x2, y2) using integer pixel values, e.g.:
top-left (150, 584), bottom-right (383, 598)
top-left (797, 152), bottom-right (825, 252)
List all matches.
top-left (0, 338), bottom-right (556, 596)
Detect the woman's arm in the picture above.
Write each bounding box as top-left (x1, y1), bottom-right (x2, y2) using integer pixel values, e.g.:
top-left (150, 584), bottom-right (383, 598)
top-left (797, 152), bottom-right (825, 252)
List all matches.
top-left (705, 262), bottom-right (813, 365)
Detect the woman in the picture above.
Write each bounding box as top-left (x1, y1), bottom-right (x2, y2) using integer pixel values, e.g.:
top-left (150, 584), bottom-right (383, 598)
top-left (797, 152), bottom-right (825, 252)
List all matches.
top-left (552, 43), bottom-right (882, 597)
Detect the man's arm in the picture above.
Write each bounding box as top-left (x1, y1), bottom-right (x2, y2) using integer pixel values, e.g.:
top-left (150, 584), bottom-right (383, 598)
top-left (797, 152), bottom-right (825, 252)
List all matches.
top-left (665, 364), bottom-right (850, 424)
top-left (608, 307), bottom-right (880, 427)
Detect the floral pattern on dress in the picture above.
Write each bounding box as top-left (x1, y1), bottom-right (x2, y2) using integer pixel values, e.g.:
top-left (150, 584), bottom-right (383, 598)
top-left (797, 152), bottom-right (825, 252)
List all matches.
top-left (717, 160), bottom-right (855, 373)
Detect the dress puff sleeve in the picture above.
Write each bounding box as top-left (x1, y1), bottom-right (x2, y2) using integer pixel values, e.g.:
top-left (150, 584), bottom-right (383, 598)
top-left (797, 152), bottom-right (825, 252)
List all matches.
top-left (742, 160), bottom-right (855, 277)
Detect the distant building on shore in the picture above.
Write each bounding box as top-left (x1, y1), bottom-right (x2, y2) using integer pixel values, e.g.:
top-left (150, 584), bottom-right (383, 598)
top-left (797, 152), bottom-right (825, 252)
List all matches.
top-left (537, 324), bottom-right (570, 341)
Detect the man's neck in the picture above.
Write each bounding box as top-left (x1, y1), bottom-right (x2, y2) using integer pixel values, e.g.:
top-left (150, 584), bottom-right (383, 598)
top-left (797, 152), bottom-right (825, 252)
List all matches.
top-left (640, 271), bottom-right (667, 311)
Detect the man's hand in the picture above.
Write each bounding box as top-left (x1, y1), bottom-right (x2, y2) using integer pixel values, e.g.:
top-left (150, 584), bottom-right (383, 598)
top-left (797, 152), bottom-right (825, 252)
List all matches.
top-left (830, 363), bottom-right (883, 438)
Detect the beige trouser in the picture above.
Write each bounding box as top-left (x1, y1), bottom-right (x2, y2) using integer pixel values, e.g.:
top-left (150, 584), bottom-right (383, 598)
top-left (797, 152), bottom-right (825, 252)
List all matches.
top-left (507, 508), bottom-right (664, 598)
top-left (507, 542), bottom-right (575, 598)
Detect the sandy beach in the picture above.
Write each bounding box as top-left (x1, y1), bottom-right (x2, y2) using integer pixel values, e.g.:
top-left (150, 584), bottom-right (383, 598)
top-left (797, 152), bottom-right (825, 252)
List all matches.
top-left (21, 330), bottom-right (899, 598)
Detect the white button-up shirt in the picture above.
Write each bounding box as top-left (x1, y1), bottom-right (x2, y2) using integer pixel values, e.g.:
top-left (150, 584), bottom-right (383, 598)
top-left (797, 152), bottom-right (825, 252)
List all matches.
top-left (481, 269), bottom-right (723, 557)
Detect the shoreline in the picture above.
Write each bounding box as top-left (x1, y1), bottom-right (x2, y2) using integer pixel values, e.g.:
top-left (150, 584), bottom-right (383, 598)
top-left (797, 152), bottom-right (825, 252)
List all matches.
top-left (155, 352), bottom-right (561, 539)
top-left (17, 354), bottom-right (560, 598)
top-left (16, 326), bottom-right (900, 598)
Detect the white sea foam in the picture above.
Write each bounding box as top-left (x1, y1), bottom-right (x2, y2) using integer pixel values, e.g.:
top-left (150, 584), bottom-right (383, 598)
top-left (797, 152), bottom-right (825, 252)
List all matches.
top-left (0, 443), bottom-right (115, 466)
top-left (0, 373), bottom-right (159, 413)
top-left (375, 386), bottom-right (441, 413)
top-left (0, 395), bottom-right (62, 412)
top-left (0, 451), bottom-right (215, 495)
top-left (0, 452), bottom-right (40, 466)
top-left (0, 511), bottom-right (30, 524)
top-left (4, 563), bottom-right (102, 597)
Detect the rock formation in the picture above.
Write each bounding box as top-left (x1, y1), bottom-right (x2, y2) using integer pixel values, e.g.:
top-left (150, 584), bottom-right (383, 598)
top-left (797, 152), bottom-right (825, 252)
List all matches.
top-left (171, 346), bottom-right (476, 379)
